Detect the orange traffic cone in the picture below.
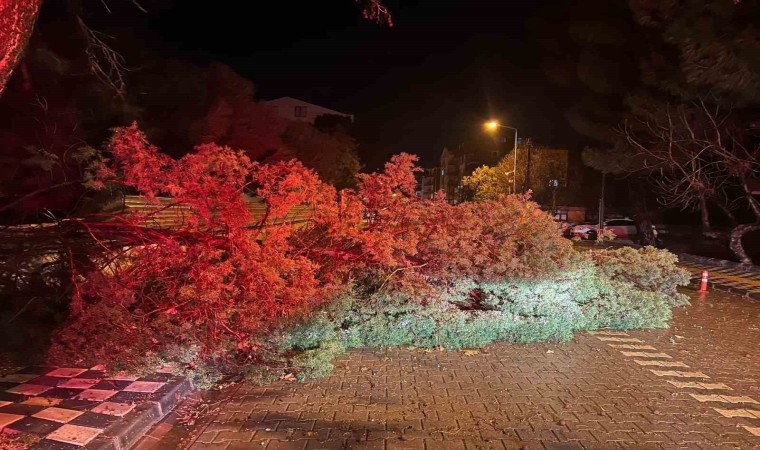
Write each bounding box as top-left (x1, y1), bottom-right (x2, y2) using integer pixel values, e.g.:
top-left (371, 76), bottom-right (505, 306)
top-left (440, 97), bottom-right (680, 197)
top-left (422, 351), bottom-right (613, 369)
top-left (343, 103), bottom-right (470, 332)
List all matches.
top-left (699, 270), bottom-right (709, 292)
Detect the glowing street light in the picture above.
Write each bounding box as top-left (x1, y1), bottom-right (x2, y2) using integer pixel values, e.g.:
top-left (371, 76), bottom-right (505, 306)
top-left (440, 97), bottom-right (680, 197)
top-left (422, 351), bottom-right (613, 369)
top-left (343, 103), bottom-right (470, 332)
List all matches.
top-left (483, 120), bottom-right (518, 194)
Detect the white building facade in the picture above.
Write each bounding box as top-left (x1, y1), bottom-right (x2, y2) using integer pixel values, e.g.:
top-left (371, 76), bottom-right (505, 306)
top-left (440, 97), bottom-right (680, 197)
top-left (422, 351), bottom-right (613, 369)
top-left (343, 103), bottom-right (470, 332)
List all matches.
top-left (265, 97), bottom-right (354, 124)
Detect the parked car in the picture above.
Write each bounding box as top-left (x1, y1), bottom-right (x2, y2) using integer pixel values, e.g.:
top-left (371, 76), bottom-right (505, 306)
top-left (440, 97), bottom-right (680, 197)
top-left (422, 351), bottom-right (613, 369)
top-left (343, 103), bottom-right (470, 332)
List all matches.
top-left (603, 218), bottom-right (637, 239)
top-left (564, 222), bottom-right (602, 240)
top-left (564, 218), bottom-right (636, 240)
top-left (564, 218), bottom-right (664, 247)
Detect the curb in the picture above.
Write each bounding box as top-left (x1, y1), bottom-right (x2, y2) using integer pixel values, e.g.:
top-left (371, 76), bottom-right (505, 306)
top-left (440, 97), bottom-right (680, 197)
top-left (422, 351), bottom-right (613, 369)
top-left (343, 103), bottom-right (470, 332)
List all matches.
top-left (87, 377), bottom-right (194, 450)
top-left (675, 252), bottom-right (760, 275)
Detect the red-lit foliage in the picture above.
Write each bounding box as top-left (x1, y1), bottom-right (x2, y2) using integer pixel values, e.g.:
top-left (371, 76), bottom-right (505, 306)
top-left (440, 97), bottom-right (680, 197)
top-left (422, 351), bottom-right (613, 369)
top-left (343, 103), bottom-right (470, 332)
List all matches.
top-left (51, 124), bottom-right (570, 368)
top-left (0, 0), bottom-right (42, 95)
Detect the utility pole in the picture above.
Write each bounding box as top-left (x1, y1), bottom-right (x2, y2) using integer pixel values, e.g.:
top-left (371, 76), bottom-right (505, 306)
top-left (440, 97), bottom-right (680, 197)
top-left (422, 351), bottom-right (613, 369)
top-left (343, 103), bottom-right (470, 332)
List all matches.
top-left (525, 144), bottom-right (532, 193)
top-left (549, 179), bottom-right (559, 218)
top-left (512, 129), bottom-right (518, 194)
top-left (599, 172), bottom-right (606, 229)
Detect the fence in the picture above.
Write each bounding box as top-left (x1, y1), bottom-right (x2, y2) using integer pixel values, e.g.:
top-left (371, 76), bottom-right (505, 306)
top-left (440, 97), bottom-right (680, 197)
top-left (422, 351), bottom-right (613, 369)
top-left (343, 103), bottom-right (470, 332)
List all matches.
top-left (120, 195), bottom-right (314, 229)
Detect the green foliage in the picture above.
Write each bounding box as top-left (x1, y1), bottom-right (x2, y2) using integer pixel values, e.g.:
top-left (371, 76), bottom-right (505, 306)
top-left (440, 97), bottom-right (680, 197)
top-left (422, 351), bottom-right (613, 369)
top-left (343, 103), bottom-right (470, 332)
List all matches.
top-left (587, 247), bottom-right (691, 306)
top-left (289, 340), bottom-right (345, 381)
top-left (462, 143), bottom-right (569, 202)
top-left (275, 248), bottom-right (689, 381)
top-left (462, 163), bottom-right (514, 200)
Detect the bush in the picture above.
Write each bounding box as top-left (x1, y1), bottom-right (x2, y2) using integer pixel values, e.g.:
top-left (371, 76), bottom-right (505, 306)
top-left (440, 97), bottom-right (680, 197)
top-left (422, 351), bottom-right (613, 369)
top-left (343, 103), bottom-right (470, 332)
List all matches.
top-left (275, 250), bottom-right (689, 381)
top-left (587, 247), bottom-right (691, 306)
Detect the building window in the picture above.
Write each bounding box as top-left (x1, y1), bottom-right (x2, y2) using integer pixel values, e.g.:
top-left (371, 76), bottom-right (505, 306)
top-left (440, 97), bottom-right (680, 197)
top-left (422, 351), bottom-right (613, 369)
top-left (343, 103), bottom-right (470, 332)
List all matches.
top-left (294, 106), bottom-right (307, 117)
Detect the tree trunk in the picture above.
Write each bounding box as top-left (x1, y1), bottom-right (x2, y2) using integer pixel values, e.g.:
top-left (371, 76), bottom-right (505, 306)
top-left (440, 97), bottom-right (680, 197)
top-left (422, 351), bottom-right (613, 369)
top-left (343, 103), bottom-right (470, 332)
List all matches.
top-left (699, 195), bottom-right (712, 235)
top-left (627, 178), bottom-right (656, 245)
top-left (729, 222), bottom-right (760, 264)
top-left (0, 0), bottom-right (43, 96)
top-left (699, 195), bottom-right (722, 239)
top-left (728, 177), bottom-right (760, 264)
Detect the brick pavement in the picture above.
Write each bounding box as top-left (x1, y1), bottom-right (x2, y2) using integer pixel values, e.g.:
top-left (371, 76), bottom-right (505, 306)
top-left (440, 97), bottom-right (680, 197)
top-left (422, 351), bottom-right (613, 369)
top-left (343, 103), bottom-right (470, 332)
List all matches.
top-left (0, 364), bottom-right (191, 449)
top-left (136, 289), bottom-right (760, 450)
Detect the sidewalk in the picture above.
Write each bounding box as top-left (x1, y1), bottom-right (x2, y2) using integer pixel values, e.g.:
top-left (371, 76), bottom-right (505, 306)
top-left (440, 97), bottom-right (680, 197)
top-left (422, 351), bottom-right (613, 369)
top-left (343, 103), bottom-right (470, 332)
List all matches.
top-left (136, 288), bottom-right (760, 449)
top-left (0, 363), bottom-right (192, 449)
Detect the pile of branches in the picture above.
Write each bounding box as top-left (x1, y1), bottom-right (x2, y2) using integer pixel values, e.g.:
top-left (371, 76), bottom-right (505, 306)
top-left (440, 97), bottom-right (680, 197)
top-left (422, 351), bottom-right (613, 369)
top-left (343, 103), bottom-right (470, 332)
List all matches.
top-left (47, 123), bottom-right (573, 371)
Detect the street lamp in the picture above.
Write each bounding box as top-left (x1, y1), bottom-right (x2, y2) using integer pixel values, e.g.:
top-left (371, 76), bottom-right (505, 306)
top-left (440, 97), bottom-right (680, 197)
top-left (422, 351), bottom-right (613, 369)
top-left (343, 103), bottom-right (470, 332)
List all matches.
top-left (484, 120), bottom-right (518, 194)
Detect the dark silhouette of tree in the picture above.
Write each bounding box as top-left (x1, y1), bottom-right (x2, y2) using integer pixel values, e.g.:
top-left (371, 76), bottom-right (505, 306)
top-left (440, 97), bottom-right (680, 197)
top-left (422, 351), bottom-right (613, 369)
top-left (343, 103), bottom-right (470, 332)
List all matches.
top-left (562, 0), bottom-right (759, 252)
top-left (282, 121), bottom-right (361, 189)
top-left (0, 0), bottom-right (392, 96)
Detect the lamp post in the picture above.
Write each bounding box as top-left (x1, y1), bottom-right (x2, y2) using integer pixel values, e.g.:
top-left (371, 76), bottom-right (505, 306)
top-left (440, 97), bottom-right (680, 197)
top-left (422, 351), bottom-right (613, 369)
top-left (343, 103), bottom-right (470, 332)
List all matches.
top-left (484, 121), bottom-right (518, 194)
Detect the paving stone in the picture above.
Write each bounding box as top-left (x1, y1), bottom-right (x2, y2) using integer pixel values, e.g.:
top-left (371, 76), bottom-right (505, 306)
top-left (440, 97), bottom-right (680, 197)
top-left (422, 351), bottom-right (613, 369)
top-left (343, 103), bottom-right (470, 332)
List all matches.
top-left (90, 379), bottom-right (134, 390)
top-left (650, 370), bottom-right (709, 378)
top-left (0, 374), bottom-right (38, 383)
top-left (713, 408), bottom-right (760, 419)
top-left (588, 331), bottom-right (630, 336)
top-left (74, 388), bottom-right (116, 402)
top-left (620, 351), bottom-right (672, 358)
top-left (8, 383), bottom-right (53, 396)
top-left (32, 407), bottom-right (84, 423)
top-left (46, 423), bottom-right (102, 445)
top-left (42, 388), bottom-right (86, 400)
top-left (634, 360), bottom-right (689, 367)
top-left (45, 369), bottom-right (87, 378)
top-left (666, 381), bottom-right (731, 390)
top-left (27, 439), bottom-right (81, 450)
top-left (22, 397), bottom-right (63, 407)
top-left (90, 401), bottom-right (136, 417)
top-left (124, 381), bottom-right (166, 393)
top-left (57, 378), bottom-right (101, 389)
top-left (595, 337), bottom-right (644, 343)
top-left (689, 394), bottom-right (758, 404)
top-left (0, 402), bottom-right (47, 416)
top-left (68, 411), bottom-right (120, 428)
top-left (27, 376), bottom-right (67, 387)
top-left (607, 344), bottom-right (657, 350)
top-left (7, 416), bottom-right (63, 435)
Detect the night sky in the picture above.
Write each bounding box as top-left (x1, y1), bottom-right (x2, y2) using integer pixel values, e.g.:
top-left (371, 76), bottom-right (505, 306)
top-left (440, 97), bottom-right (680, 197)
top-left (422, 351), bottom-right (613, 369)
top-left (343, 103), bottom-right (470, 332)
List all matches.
top-left (56, 0), bottom-right (589, 168)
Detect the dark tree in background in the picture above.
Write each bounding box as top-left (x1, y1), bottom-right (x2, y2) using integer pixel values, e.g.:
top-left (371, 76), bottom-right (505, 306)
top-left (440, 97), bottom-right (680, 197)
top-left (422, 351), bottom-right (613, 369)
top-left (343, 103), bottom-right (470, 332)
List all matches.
top-left (552, 0), bottom-right (759, 257)
top-left (0, 0), bottom-right (377, 220)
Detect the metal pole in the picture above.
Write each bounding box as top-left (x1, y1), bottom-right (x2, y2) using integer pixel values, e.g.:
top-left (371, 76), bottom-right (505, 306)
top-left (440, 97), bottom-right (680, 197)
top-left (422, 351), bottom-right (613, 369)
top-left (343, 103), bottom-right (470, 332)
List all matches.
top-left (525, 143), bottom-right (532, 193)
top-left (599, 172), bottom-right (606, 229)
top-left (551, 184), bottom-right (557, 217)
top-left (512, 129), bottom-right (517, 194)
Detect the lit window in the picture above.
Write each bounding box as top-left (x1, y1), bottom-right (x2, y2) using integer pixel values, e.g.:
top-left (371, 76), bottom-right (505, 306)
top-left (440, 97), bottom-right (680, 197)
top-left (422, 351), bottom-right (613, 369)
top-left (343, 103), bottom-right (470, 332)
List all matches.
top-left (294, 106), bottom-right (307, 117)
